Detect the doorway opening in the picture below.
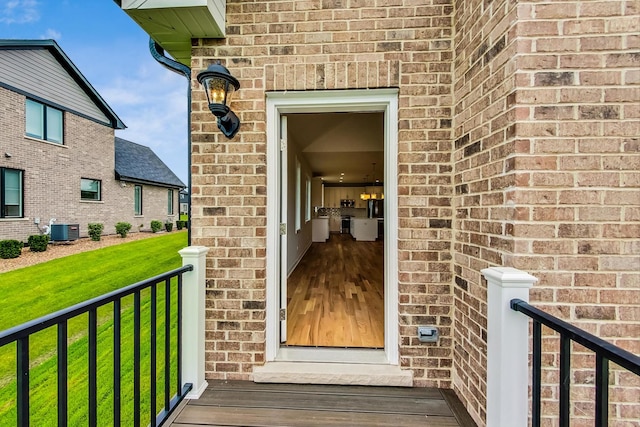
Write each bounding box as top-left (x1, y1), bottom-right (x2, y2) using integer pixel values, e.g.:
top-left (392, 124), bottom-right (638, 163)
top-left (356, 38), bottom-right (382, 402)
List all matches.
top-left (283, 112), bottom-right (385, 348)
top-left (266, 89), bottom-right (399, 365)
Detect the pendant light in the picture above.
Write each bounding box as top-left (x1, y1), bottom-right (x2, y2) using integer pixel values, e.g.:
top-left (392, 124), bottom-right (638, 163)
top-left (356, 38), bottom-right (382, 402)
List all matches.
top-left (360, 164), bottom-right (384, 200)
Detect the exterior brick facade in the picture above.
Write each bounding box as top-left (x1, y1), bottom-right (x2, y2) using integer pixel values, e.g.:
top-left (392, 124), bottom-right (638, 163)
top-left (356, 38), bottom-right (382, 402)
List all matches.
top-left (452, 0), bottom-right (639, 424)
top-left (181, 1), bottom-right (638, 426)
top-left (0, 86), bottom-right (181, 242)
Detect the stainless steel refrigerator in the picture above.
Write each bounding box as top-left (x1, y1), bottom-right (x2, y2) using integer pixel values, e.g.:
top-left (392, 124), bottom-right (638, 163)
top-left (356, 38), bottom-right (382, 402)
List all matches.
top-left (367, 199), bottom-right (383, 218)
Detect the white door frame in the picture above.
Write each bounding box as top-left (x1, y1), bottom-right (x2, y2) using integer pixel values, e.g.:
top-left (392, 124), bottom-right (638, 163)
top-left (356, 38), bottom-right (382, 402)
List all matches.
top-left (265, 89), bottom-right (400, 365)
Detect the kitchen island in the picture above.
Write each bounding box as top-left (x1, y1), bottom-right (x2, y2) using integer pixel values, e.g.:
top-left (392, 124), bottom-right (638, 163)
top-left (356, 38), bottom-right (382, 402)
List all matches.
top-left (312, 217), bottom-right (329, 242)
top-left (350, 218), bottom-right (378, 241)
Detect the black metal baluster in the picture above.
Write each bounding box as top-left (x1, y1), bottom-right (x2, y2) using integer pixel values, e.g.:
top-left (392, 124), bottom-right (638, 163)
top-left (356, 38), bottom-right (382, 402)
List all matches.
top-left (532, 321), bottom-right (542, 427)
top-left (177, 273), bottom-right (183, 396)
top-left (164, 278), bottom-right (171, 411)
top-left (17, 336), bottom-right (29, 427)
top-left (595, 353), bottom-right (609, 427)
top-left (58, 321), bottom-right (68, 426)
top-left (134, 290), bottom-right (141, 427)
top-left (559, 334), bottom-right (571, 427)
top-left (113, 299), bottom-right (122, 425)
top-left (89, 308), bottom-right (97, 426)
top-left (150, 283), bottom-right (157, 426)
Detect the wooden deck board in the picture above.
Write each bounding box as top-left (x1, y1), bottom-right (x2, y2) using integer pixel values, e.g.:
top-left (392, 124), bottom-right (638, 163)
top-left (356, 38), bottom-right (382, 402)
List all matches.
top-left (168, 381), bottom-right (476, 427)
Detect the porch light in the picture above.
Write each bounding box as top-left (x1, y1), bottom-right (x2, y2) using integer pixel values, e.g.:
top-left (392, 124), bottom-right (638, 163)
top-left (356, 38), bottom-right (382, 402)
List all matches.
top-left (196, 62), bottom-right (240, 139)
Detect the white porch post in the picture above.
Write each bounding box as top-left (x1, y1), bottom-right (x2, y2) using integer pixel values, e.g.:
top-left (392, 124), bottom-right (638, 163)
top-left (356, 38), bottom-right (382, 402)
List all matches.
top-left (179, 246), bottom-right (209, 399)
top-left (482, 267), bottom-right (538, 427)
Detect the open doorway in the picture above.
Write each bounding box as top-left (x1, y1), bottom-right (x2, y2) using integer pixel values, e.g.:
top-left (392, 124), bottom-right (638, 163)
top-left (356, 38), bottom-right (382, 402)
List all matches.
top-left (283, 112), bottom-right (385, 348)
top-left (265, 89), bottom-right (399, 365)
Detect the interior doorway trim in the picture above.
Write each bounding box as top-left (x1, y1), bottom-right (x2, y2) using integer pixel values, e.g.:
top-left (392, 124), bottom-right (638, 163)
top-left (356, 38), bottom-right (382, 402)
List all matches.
top-left (265, 89), bottom-right (400, 365)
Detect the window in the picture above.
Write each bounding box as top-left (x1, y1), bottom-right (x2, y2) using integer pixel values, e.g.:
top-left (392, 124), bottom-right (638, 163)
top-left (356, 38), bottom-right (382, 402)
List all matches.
top-left (295, 157), bottom-right (301, 232)
top-left (167, 189), bottom-right (174, 215)
top-left (1, 168), bottom-right (23, 218)
top-left (80, 178), bottom-right (101, 201)
top-left (134, 185), bottom-right (142, 215)
top-left (26, 99), bottom-right (63, 144)
top-left (305, 176), bottom-right (311, 222)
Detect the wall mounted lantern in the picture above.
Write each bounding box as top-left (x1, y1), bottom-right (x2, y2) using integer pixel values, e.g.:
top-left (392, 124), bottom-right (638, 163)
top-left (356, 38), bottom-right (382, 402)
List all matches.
top-left (197, 62), bottom-right (240, 139)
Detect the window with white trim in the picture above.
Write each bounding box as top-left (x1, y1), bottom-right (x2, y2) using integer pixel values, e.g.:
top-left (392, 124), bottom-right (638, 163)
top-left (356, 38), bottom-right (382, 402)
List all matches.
top-left (295, 157), bottom-right (301, 232)
top-left (305, 176), bottom-right (311, 223)
top-left (26, 99), bottom-right (63, 144)
top-left (1, 168), bottom-right (23, 218)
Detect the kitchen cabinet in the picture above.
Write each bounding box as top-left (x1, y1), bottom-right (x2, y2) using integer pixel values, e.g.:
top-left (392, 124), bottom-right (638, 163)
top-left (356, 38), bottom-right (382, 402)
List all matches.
top-left (323, 187), bottom-right (372, 208)
top-left (312, 179), bottom-right (323, 207)
top-left (354, 187), bottom-right (366, 208)
top-left (323, 187), bottom-right (336, 207)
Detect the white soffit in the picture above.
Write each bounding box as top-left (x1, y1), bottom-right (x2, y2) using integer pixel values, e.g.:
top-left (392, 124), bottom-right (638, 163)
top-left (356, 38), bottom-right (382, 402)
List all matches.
top-left (120, 0), bottom-right (226, 66)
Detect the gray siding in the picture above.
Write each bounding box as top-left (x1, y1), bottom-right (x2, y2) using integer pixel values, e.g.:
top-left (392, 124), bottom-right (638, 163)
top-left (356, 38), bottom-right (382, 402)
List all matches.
top-left (0, 48), bottom-right (110, 125)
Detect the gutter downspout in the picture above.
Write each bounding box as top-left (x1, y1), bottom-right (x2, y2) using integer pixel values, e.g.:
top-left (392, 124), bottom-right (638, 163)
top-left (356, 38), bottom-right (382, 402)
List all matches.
top-left (148, 38), bottom-right (192, 246)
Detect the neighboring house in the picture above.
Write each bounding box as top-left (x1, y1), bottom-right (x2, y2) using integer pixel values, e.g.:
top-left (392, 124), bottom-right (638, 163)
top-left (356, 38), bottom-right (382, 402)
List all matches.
top-left (117, 2), bottom-right (638, 427)
top-left (0, 40), bottom-right (184, 241)
top-left (115, 137), bottom-right (185, 229)
top-left (179, 189), bottom-right (189, 218)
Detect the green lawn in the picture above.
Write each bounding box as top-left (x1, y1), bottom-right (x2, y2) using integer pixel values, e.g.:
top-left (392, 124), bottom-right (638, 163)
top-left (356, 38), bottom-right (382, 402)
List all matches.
top-left (0, 232), bottom-right (188, 426)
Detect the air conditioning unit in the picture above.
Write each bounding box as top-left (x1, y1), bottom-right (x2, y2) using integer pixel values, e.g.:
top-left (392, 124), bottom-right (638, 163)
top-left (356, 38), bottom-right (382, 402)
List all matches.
top-left (50, 224), bottom-right (80, 242)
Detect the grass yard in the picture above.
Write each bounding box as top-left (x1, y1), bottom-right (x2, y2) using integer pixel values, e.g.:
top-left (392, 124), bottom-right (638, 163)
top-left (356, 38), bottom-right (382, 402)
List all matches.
top-left (0, 232), bottom-right (188, 426)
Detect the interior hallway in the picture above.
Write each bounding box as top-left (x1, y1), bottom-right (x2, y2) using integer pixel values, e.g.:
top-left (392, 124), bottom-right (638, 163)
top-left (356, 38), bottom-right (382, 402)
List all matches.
top-left (286, 233), bottom-right (384, 348)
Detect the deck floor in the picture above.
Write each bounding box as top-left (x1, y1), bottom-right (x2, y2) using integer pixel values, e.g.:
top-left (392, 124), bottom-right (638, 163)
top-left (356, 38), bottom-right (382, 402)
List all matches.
top-left (167, 381), bottom-right (477, 427)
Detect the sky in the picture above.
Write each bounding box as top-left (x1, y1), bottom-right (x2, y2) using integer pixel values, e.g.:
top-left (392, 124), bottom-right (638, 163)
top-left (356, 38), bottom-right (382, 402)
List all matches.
top-left (0, 0), bottom-right (189, 184)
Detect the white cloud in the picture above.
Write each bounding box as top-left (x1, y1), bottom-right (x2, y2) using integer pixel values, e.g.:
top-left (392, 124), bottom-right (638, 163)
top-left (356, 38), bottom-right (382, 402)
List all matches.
top-left (103, 65), bottom-right (190, 183)
top-left (42, 28), bottom-right (61, 39)
top-left (0, 0), bottom-right (40, 24)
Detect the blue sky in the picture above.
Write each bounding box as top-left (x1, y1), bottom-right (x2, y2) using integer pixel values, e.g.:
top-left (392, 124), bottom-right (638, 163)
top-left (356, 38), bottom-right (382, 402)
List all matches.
top-left (0, 0), bottom-right (189, 183)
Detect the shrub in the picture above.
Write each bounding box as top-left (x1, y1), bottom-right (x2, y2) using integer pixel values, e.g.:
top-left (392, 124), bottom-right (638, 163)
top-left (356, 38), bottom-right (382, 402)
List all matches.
top-left (88, 223), bottom-right (104, 241)
top-left (175, 220), bottom-right (184, 230)
top-left (27, 235), bottom-right (49, 252)
top-left (0, 239), bottom-right (23, 259)
top-left (115, 222), bottom-right (132, 238)
top-left (150, 220), bottom-right (163, 233)
top-left (164, 221), bottom-right (173, 232)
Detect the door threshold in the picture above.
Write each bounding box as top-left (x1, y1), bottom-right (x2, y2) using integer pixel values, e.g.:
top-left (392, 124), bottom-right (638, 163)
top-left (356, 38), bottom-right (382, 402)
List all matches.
top-left (254, 347), bottom-right (413, 387)
top-left (276, 347), bottom-right (388, 364)
top-left (253, 361), bottom-right (413, 387)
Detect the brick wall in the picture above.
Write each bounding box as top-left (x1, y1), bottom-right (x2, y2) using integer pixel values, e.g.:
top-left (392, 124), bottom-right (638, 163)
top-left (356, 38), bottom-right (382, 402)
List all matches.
top-left (452, 0), bottom-right (519, 422)
top-left (453, 0), bottom-right (640, 425)
top-left (187, 0), bottom-right (638, 424)
top-left (190, 0), bottom-right (455, 384)
top-left (0, 87), bottom-right (180, 241)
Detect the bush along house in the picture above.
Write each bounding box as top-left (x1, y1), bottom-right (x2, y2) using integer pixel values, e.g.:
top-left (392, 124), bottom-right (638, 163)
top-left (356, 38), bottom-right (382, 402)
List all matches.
top-left (117, 1), bottom-right (639, 426)
top-left (0, 40), bottom-right (185, 242)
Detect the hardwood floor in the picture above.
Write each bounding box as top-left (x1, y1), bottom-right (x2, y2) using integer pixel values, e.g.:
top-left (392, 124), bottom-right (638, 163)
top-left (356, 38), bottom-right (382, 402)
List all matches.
top-left (286, 233), bottom-right (384, 348)
top-left (167, 381), bottom-right (478, 427)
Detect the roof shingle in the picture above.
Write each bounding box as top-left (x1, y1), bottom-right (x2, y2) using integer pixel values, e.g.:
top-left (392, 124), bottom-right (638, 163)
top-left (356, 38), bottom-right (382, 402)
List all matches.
top-left (115, 137), bottom-right (185, 188)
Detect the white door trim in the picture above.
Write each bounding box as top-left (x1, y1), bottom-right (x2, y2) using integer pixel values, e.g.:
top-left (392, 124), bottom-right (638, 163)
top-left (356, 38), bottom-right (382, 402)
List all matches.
top-left (265, 89), bottom-right (400, 365)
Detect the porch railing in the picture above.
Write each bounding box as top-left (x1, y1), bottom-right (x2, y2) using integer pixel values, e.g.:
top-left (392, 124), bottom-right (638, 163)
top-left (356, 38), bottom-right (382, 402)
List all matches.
top-left (0, 265), bottom-right (193, 427)
top-left (511, 298), bottom-right (640, 427)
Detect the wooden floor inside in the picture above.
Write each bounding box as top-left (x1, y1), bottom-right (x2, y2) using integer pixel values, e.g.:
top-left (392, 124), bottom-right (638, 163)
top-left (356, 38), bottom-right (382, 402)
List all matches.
top-left (168, 381), bottom-right (477, 427)
top-left (286, 233), bottom-right (384, 348)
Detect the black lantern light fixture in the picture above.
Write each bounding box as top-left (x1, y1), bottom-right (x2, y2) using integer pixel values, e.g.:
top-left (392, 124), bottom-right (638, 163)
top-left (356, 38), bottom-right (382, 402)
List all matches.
top-left (197, 62), bottom-right (241, 139)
